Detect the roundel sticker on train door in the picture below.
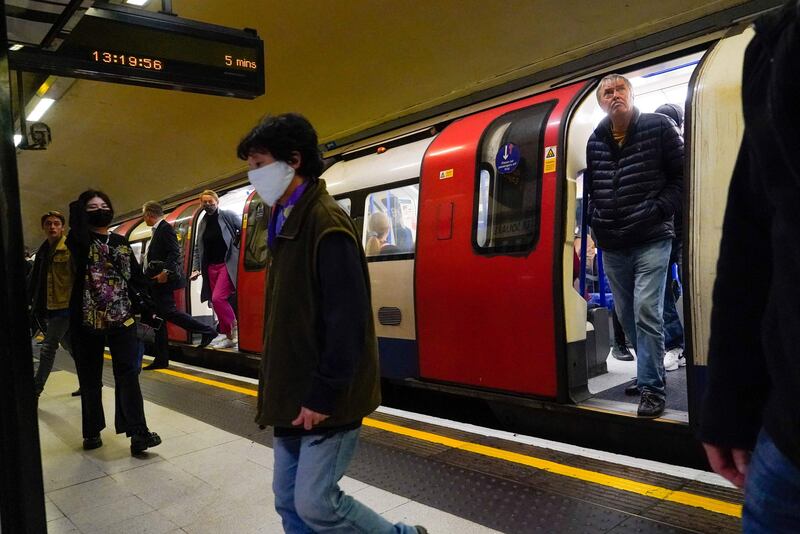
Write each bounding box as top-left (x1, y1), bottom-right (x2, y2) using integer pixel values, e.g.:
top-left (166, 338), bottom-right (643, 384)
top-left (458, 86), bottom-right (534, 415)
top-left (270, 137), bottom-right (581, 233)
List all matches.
top-left (495, 143), bottom-right (520, 174)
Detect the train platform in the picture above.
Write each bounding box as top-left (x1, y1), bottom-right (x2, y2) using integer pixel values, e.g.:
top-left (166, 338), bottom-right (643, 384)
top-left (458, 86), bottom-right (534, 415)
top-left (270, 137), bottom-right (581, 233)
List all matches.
top-left (40, 351), bottom-right (745, 534)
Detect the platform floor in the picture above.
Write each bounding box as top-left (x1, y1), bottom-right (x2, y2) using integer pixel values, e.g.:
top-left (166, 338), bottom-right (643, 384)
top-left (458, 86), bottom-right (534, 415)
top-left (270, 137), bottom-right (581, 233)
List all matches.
top-left (38, 350), bottom-right (744, 533)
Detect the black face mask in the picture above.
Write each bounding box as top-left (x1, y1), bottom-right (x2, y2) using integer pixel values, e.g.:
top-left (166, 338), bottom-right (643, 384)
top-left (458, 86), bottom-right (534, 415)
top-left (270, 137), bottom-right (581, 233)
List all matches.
top-left (86, 208), bottom-right (114, 227)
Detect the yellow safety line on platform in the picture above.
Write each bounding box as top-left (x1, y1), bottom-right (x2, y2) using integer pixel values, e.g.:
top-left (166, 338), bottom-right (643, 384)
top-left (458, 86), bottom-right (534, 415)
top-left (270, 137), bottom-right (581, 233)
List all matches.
top-left (103, 355), bottom-right (258, 397)
top-left (118, 355), bottom-right (742, 518)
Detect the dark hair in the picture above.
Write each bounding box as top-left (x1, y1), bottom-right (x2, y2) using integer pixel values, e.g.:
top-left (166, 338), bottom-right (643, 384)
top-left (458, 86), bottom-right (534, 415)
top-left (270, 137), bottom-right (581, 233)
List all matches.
top-left (236, 113), bottom-right (325, 180)
top-left (41, 210), bottom-right (65, 227)
top-left (76, 189), bottom-right (114, 213)
top-left (655, 103), bottom-right (684, 128)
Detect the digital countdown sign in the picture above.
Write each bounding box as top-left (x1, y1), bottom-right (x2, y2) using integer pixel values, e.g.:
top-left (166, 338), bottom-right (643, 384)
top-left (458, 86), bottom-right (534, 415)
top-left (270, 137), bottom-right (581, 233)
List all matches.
top-left (9, 4), bottom-right (265, 99)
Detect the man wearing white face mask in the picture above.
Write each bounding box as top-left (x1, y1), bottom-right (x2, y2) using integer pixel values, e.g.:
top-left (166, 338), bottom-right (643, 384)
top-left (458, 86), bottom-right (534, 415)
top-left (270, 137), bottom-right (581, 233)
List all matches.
top-left (238, 113), bottom-right (426, 534)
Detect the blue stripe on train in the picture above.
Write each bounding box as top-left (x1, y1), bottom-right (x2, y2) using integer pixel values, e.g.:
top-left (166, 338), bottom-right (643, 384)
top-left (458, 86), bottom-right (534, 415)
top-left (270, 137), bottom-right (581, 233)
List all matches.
top-left (377, 337), bottom-right (418, 379)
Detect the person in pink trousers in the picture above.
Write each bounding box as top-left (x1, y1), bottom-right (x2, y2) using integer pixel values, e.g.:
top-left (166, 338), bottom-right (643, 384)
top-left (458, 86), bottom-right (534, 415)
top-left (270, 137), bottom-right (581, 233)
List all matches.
top-left (190, 189), bottom-right (242, 348)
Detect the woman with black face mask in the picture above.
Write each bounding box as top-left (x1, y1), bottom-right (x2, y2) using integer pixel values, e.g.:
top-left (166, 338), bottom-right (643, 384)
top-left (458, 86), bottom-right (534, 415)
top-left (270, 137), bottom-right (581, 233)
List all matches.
top-left (66, 189), bottom-right (161, 455)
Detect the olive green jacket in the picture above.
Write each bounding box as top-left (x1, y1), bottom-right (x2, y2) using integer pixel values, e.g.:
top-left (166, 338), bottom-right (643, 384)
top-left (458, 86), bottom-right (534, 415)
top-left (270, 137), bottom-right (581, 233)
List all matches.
top-left (255, 180), bottom-right (381, 428)
top-left (29, 234), bottom-right (74, 316)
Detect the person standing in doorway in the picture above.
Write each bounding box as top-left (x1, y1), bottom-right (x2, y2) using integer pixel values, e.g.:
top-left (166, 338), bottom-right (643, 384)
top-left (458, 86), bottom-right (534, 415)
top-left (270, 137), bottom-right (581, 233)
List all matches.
top-left (238, 113), bottom-right (426, 534)
top-left (585, 74), bottom-right (684, 418)
top-left (28, 210), bottom-right (80, 397)
top-left (654, 103), bottom-right (686, 372)
top-left (189, 190), bottom-right (241, 349)
top-left (141, 201), bottom-right (216, 370)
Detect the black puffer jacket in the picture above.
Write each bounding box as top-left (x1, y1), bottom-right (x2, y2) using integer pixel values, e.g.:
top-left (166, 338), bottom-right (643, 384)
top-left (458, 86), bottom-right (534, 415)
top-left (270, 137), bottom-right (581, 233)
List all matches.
top-left (586, 109), bottom-right (684, 251)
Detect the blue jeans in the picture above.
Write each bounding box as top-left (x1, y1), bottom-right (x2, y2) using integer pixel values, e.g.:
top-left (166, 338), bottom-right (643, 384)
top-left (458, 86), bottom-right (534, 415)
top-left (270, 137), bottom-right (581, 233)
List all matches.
top-left (273, 427), bottom-right (417, 533)
top-left (662, 270), bottom-right (684, 351)
top-left (743, 430), bottom-right (800, 533)
top-left (34, 310), bottom-right (72, 395)
top-left (602, 239), bottom-right (671, 397)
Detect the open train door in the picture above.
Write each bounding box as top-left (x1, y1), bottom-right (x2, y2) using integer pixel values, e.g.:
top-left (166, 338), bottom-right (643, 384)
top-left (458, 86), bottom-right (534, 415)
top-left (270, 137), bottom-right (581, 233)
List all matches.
top-left (237, 191), bottom-right (268, 353)
top-left (415, 82), bottom-right (589, 400)
top-left (684, 26), bottom-right (754, 423)
top-left (163, 200), bottom-right (202, 343)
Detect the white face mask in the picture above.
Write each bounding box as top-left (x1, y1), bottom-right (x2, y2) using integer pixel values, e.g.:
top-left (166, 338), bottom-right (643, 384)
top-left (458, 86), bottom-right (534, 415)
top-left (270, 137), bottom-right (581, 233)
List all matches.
top-left (248, 161), bottom-right (295, 207)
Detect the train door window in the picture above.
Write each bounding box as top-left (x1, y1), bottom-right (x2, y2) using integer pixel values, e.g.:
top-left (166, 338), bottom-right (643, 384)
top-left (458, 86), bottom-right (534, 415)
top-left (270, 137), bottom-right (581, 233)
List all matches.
top-left (173, 206), bottom-right (198, 249)
top-left (127, 221), bottom-right (153, 265)
top-left (363, 185), bottom-right (419, 259)
top-left (244, 194), bottom-right (269, 271)
top-left (336, 198), bottom-right (351, 216)
top-left (130, 242), bottom-right (143, 264)
top-left (472, 101), bottom-right (554, 255)
top-left (476, 168), bottom-right (491, 247)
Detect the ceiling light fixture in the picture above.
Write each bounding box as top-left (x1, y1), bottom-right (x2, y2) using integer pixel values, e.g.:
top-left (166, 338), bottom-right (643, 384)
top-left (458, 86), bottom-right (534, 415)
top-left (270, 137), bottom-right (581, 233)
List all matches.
top-left (125, 0), bottom-right (150, 6)
top-left (27, 98), bottom-right (55, 122)
top-left (9, 44), bottom-right (23, 51)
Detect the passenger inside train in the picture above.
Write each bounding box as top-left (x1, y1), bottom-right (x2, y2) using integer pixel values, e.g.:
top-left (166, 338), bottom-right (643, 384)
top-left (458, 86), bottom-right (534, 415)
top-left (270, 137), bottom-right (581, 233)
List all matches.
top-left (366, 212), bottom-right (401, 256)
top-left (568, 54), bottom-right (699, 417)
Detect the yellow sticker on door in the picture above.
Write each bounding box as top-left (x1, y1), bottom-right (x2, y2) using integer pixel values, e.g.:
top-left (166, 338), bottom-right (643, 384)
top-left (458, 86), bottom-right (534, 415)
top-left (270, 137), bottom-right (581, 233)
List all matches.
top-left (544, 146), bottom-right (557, 173)
top-left (439, 169), bottom-right (454, 180)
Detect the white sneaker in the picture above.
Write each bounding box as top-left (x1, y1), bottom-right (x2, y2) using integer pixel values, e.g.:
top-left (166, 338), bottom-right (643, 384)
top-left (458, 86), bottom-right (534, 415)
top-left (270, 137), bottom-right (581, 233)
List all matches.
top-left (678, 354), bottom-right (687, 367)
top-left (664, 348), bottom-right (682, 371)
top-left (210, 333), bottom-right (227, 344)
top-left (213, 338), bottom-right (236, 349)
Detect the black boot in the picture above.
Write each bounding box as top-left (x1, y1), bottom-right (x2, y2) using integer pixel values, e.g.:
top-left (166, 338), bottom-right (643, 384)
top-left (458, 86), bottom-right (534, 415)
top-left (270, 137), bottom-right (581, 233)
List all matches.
top-left (83, 436), bottom-right (103, 450)
top-left (131, 431), bottom-right (162, 456)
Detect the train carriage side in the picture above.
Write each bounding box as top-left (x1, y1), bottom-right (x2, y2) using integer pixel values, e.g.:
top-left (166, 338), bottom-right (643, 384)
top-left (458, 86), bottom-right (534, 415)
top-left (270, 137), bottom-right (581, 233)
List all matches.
top-left (324, 137), bottom-right (435, 379)
top-left (415, 82), bottom-right (590, 400)
top-left (163, 200), bottom-right (202, 343)
top-left (237, 190), bottom-right (268, 353)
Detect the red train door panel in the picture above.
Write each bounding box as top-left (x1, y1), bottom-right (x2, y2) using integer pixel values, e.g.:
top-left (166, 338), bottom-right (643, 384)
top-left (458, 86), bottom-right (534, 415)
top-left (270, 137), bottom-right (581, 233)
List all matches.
top-left (415, 82), bottom-right (585, 398)
top-left (112, 217), bottom-right (141, 239)
top-left (164, 201), bottom-right (200, 343)
top-left (237, 192), bottom-right (268, 354)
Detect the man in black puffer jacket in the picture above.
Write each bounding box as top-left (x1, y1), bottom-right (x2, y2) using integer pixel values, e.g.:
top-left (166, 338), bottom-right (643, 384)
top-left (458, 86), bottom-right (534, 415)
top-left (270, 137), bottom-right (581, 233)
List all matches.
top-left (586, 74), bottom-right (684, 418)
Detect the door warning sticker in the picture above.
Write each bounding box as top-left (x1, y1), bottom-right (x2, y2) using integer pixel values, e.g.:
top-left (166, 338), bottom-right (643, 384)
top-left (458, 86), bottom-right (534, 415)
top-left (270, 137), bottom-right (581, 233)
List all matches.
top-left (439, 168), bottom-right (454, 180)
top-left (544, 146), bottom-right (557, 173)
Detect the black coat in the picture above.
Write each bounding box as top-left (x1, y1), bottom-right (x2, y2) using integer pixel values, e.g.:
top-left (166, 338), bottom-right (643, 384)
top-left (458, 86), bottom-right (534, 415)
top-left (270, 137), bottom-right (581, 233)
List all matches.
top-left (585, 109), bottom-right (684, 251)
top-left (27, 239), bottom-right (51, 320)
top-left (698, 1), bottom-right (800, 469)
top-left (146, 220), bottom-right (186, 291)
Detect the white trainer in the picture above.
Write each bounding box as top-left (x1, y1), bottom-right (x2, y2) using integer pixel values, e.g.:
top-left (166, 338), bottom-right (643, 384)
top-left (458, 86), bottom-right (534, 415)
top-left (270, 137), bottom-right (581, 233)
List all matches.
top-left (664, 348), bottom-right (682, 371)
top-left (214, 338), bottom-right (236, 349)
top-left (210, 333), bottom-right (227, 344)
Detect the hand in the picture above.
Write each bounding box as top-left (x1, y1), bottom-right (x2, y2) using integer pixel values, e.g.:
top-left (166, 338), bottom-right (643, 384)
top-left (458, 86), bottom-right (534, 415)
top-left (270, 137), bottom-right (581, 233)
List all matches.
top-left (291, 407), bottom-right (329, 430)
top-left (152, 270), bottom-right (169, 284)
top-left (702, 442), bottom-right (750, 488)
top-left (190, 270), bottom-right (201, 281)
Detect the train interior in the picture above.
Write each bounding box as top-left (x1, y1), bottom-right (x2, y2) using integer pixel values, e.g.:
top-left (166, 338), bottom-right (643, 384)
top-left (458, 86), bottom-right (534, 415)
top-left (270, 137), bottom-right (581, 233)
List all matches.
top-left (565, 52), bottom-right (704, 419)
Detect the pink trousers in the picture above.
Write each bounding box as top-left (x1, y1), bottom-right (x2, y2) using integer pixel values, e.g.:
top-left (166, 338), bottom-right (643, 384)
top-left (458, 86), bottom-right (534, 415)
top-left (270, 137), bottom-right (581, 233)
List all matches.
top-left (207, 263), bottom-right (236, 336)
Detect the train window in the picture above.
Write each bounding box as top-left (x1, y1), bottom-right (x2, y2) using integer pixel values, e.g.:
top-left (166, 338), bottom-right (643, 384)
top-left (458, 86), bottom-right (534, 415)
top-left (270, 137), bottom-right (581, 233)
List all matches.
top-left (336, 198), bottom-right (351, 215)
top-left (472, 101), bottom-right (554, 255)
top-left (363, 185), bottom-right (418, 259)
top-left (244, 194), bottom-right (269, 271)
top-left (131, 241), bottom-right (144, 264)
